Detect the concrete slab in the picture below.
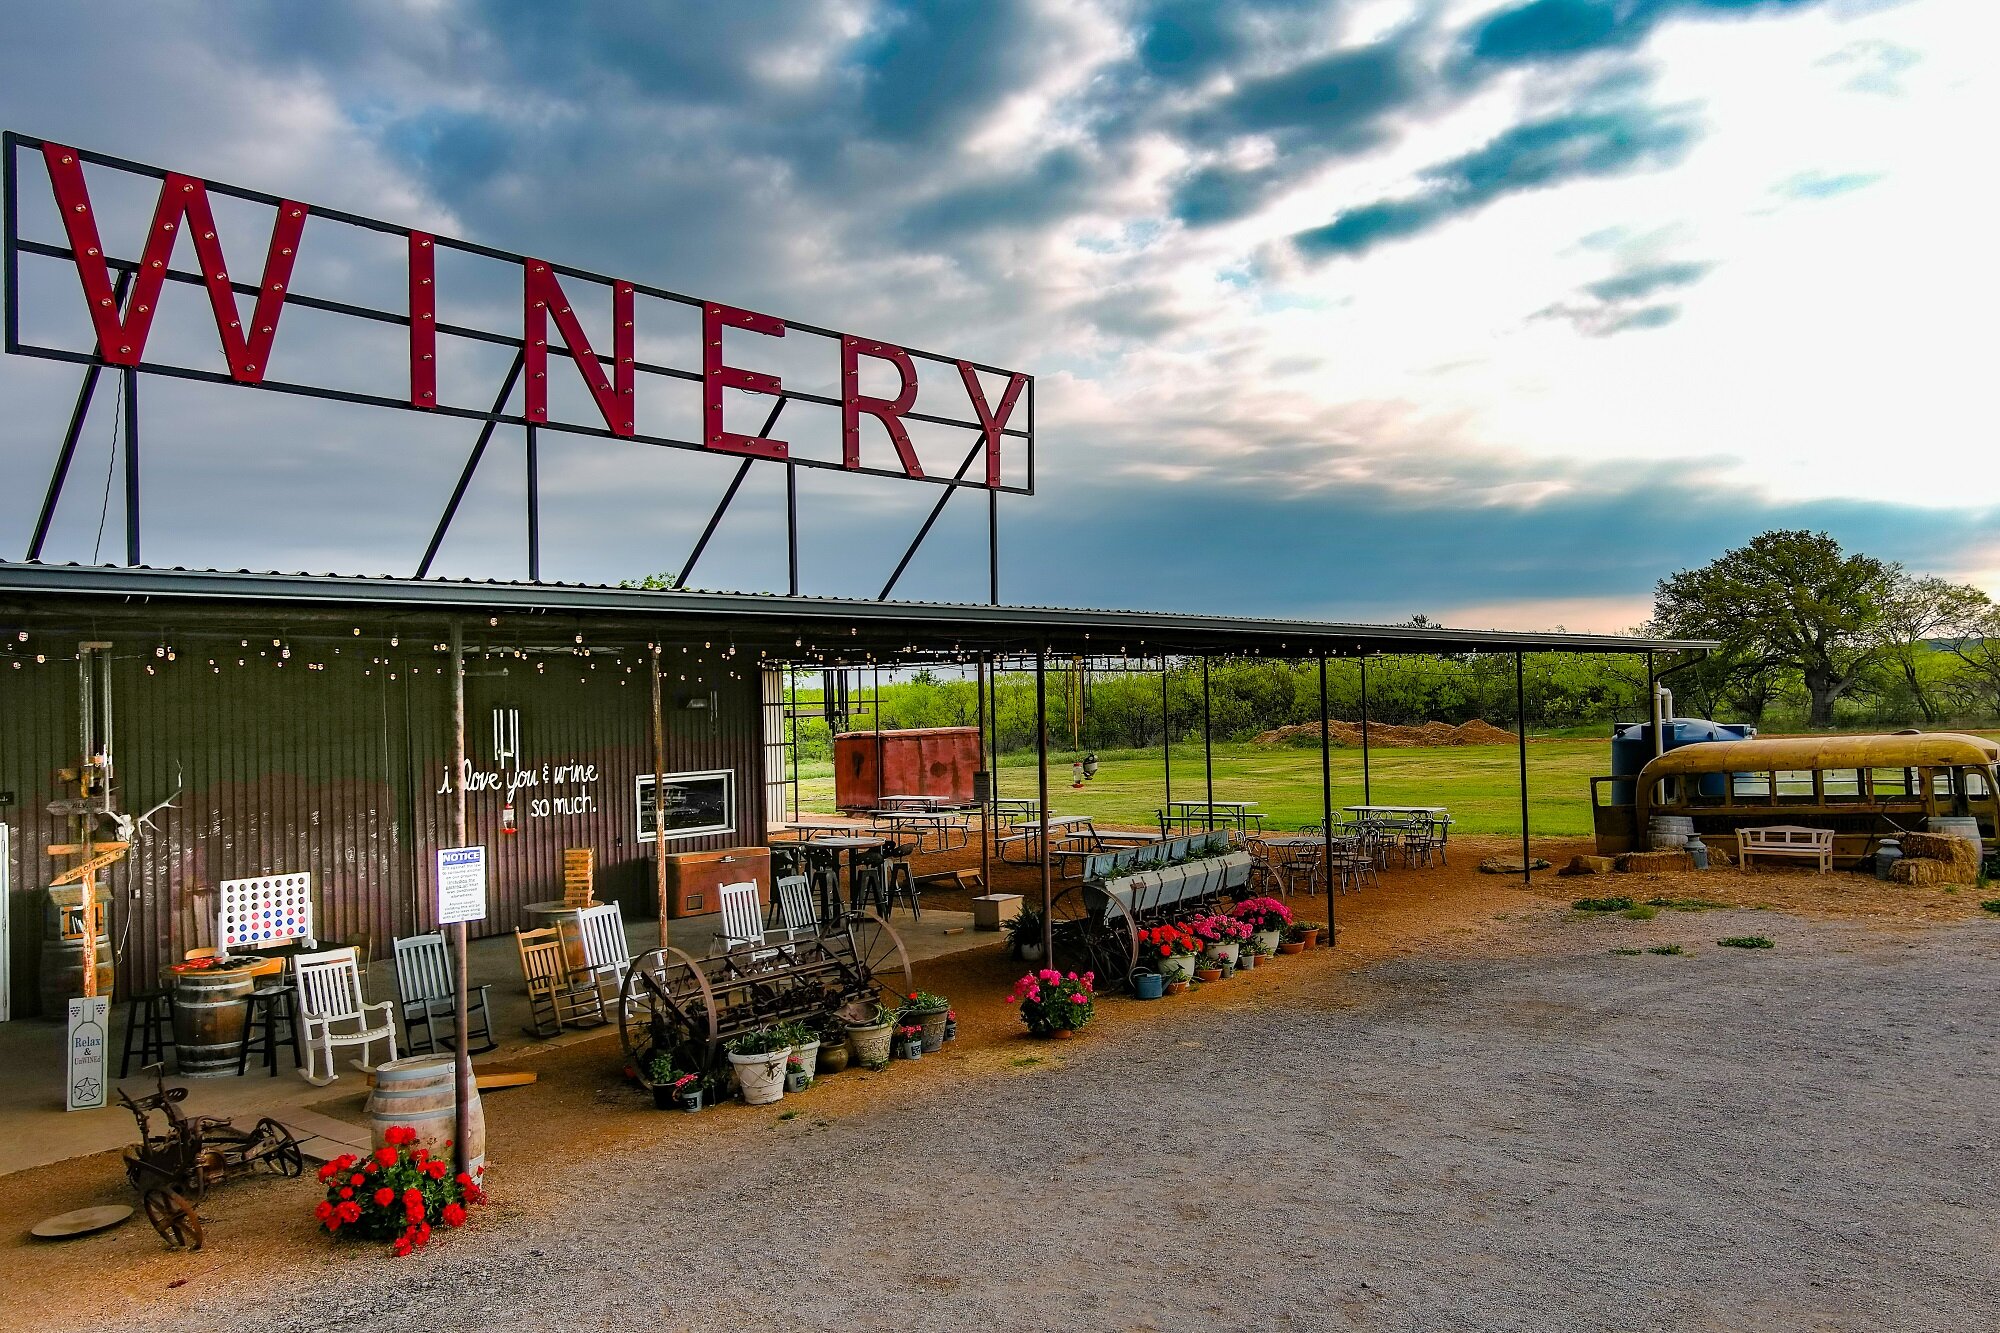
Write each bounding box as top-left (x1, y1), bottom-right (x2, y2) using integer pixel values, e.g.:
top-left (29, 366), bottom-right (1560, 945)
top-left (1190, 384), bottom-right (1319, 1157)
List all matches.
top-left (0, 905), bottom-right (984, 1176)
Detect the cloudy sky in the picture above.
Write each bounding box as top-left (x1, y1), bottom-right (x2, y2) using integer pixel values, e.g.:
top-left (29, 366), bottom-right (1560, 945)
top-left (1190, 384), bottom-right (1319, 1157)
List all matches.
top-left (0, 0), bottom-right (1990, 631)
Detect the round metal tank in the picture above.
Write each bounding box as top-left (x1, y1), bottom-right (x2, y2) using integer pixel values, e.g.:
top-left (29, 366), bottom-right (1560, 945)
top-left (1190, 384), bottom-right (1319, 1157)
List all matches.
top-left (1610, 719), bottom-right (1756, 805)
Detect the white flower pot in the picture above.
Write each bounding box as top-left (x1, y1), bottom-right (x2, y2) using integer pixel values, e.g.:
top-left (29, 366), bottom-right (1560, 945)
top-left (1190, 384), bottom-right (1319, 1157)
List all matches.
top-left (1159, 953), bottom-right (1197, 984)
top-left (730, 1046), bottom-right (791, 1106)
top-left (1205, 941), bottom-right (1240, 967)
top-left (792, 1039), bottom-right (821, 1080)
top-left (1253, 928), bottom-right (1283, 955)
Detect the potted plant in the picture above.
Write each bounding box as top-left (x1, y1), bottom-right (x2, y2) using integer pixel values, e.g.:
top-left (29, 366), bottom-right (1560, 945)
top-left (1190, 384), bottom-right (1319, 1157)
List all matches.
top-left (785, 1054), bottom-right (813, 1094)
top-left (1232, 896), bottom-right (1294, 956)
top-left (1219, 958), bottom-right (1236, 979)
top-left (1006, 968), bottom-right (1096, 1038)
top-left (645, 1050), bottom-right (682, 1110)
top-left (1132, 968), bottom-right (1165, 1000)
top-left (671, 1070), bottom-right (706, 1112)
top-left (902, 990), bottom-right (951, 1052)
top-left (1283, 920), bottom-right (1319, 953)
top-left (1195, 962), bottom-right (1222, 983)
top-left (1297, 921), bottom-right (1324, 949)
top-left (1164, 977), bottom-right (1190, 996)
top-left (1009, 908), bottom-right (1046, 963)
top-left (816, 1017), bottom-right (852, 1075)
top-left (943, 1008), bottom-right (958, 1042)
top-left (776, 1019), bottom-right (821, 1080)
top-left (1189, 912), bottom-right (1247, 968)
top-left (1138, 923), bottom-right (1201, 984)
top-left (841, 999), bottom-right (894, 1070)
top-left (726, 1027), bottom-right (792, 1106)
top-left (894, 1023), bottom-right (925, 1060)
top-left (313, 1125), bottom-right (486, 1256)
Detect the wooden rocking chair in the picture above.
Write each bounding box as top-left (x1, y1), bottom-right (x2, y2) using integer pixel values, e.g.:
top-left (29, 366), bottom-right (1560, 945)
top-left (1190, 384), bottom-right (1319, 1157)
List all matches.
top-left (515, 926), bottom-right (606, 1038)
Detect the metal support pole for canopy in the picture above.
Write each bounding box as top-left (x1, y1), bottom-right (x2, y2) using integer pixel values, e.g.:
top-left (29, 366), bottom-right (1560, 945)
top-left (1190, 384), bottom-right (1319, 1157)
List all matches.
top-left (977, 654), bottom-right (991, 892)
top-left (651, 644), bottom-right (670, 949)
top-left (988, 488), bottom-right (1000, 606)
top-left (1036, 640), bottom-right (1053, 961)
top-left (524, 424), bottom-right (540, 582)
top-left (1517, 652), bottom-right (1531, 886)
top-left (448, 621), bottom-right (473, 1179)
top-left (1359, 656), bottom-right (1372, 804)
top-left (785, 463), bottom-right (800, 596)
top-left (1319, 650), bottom-right (1336, 943)
top-left (121, 367), bottom-right (140, 566)
top-left (1201, 656), bottom-right (1214, 831)
top-left (1160, 663), bottom-right (1171, 830)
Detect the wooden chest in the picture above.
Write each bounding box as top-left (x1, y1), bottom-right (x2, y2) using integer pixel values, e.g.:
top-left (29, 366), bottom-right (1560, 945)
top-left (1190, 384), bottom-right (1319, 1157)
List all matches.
top-left (660, 846), bottom-right (770, 923)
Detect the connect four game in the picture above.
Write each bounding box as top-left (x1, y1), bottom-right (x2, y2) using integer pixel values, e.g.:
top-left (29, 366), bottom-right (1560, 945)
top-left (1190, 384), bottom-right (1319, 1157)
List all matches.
top-left (219, 874), bottom-right (316, 952)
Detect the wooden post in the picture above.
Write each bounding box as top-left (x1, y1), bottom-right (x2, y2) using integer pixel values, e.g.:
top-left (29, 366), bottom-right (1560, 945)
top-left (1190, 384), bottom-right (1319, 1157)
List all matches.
top-left (651, 643), bottom-right (669, 949)
top-left (1036, 641), bottom-right (1052, 962)
top-left (449, 620), bottom-right (473, 1179)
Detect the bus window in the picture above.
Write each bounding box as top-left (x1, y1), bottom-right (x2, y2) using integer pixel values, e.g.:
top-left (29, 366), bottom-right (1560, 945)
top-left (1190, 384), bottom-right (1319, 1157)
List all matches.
top-left (1821, 770), bottom-right (1865, 802)
top-left (1869, 768), bottom-right (1915, 800)
top-left (1734, 771), bottom-right (1774, 801)
top-left (1966, 768), bottom-right (1994, 800)
top-left (1775, 770), bottom-right (1815, 804)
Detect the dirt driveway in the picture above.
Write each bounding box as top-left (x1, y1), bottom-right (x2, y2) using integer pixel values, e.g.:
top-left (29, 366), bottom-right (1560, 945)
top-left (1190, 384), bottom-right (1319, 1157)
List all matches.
top-left (37, 894), bottom-right (1991, 1333)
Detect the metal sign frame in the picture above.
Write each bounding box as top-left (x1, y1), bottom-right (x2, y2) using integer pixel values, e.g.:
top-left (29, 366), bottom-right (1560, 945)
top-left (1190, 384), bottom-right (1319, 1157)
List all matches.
top-left (3, 132), bottom-right (1034, 601)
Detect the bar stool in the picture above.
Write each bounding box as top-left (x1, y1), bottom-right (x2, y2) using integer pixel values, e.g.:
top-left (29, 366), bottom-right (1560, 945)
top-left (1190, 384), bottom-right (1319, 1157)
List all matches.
top-left (849, 847), bottom-right (889, 917)
top-left (119, 990), bottom-right (174, 1078)
top-left (237, 982), bottom-right (302, 1077)
top-left (882, 842), bottom-right (922, 922)
top-left (802, 846), bottom-right (843, 920)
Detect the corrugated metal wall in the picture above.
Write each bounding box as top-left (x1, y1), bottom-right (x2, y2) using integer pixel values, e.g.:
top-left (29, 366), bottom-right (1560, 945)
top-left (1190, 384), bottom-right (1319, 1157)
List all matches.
top-left (1, 643), bottom-right (765, 1016)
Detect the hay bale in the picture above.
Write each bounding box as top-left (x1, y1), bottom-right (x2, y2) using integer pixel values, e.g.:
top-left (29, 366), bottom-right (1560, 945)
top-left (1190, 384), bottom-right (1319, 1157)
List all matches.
top-left (1899, 833), bottom-right (1981, 878)
top-left (1890, 858), bottom-right (1959, 887)
top-left (1616, 849), bottom-right (1694, 874)
top-left (1557, 855), bottom-right (1617, 877)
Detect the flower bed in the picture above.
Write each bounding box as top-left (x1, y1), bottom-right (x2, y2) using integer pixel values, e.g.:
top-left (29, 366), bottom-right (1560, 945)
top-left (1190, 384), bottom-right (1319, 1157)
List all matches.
top-left (314, 1125), bottom-right (484, 1255)
top-left (1007, 968), bottom-right (1096, 1036)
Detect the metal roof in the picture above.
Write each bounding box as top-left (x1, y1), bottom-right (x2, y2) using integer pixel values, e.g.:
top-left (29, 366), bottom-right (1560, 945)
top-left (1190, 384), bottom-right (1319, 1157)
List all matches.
top-left (0, 562), bottom-right (1712, 658)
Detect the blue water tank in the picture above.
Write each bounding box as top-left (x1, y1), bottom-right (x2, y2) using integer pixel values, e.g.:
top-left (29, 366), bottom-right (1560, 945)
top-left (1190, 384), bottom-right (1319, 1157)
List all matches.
top-left (1609, 718), bottom-right (1756, 804)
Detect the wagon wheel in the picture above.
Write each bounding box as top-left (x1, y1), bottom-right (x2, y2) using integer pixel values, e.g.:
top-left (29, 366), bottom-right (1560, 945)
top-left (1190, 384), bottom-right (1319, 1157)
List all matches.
top-left (1046, 885), bottom-right (1138, 990)
top-left (619, 947), bottom-right (720, 1087)
top-left (142, 1190), bottom-right (203, 1250)
top-left (842, 910), bottom-right (912, 1013)
top-left (250, 1118), bottom-right (303, 1177)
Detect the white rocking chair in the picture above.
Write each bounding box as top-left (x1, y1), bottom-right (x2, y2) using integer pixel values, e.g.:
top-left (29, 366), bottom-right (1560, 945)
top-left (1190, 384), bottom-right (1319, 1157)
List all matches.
top-left (293, 946), bottom-right (397, 1086)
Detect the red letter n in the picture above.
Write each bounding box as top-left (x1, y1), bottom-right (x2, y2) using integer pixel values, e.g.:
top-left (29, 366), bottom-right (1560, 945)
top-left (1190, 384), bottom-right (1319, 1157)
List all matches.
top-left (842, 337), bottom-right (923, 478)
top-left (42, 142), bottom-right (307, 382)
top-left (523, 262), bottom-right (635, 435)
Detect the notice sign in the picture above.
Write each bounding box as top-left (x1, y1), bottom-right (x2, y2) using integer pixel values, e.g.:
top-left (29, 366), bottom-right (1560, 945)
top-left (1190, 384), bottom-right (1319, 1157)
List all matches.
top-left (66, 995), bottom-right (109, 1111)
top-left (436, 846), bottom-right (488, 925)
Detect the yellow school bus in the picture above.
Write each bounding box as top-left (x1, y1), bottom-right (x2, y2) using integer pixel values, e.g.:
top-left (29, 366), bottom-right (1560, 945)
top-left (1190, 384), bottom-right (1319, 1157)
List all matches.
top-left (1591, 731), bottom-right (2000, 867)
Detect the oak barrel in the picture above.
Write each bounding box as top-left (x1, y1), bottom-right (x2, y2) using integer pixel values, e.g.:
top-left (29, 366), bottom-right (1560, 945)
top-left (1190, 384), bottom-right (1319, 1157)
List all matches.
top-left (37, 936), bottom-right (115, 1015)
top-left (366, 1055), bottom-right (486, 1173)
top-left (171, 968), bottom-right (255, 1077)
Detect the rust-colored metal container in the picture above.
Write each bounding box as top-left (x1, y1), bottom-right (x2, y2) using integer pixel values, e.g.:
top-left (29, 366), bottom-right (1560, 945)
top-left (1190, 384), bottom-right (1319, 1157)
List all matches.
top-left (832, 727), bottom-right (980, 811)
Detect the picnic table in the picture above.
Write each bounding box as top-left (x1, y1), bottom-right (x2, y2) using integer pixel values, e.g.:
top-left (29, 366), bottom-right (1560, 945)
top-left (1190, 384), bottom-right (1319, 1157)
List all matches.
top-left (1166, 799), bottom-right (1263, 834)
top-left (999, 815), bottom-right (1097, 864)
top-left (990, 798), bottom-right (1040, 826)
top-left (873, 808), bottom-right (970, 852)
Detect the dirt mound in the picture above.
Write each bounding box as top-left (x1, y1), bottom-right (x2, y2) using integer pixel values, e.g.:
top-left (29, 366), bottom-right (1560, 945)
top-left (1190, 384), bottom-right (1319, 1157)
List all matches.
top-left (1254, 718), bottom-right (1518, 748)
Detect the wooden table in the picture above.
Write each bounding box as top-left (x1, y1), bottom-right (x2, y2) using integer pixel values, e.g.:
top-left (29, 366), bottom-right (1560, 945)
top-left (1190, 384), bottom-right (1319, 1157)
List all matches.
top-left (807, 835), bottom-right (891, 913)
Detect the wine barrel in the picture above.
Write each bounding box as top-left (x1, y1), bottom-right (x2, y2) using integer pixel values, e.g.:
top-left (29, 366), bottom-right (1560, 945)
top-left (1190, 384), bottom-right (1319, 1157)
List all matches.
top-left (171, 968), bottom-right (255, 1077)
top-left (1647, 815), bottom-right (1695, 851)
top-left (366, 1055), bottom-right (485, 1174)
top-left (37, 935), bottom-right (115, 1016)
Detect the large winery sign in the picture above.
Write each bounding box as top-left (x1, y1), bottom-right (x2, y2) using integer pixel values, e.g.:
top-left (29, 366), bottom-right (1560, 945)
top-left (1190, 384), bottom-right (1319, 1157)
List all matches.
top-left (3, 132), bottom-right (1033, 593)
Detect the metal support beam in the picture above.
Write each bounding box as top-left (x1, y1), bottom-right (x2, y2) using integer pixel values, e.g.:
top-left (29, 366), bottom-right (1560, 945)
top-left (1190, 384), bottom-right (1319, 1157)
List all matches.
top-left (652, 643), bottom-right (670, 950)
top-left (1036, 640), bottom-right (1052, 962)
top-left (27, 270), bottom-right (130, 562)
top-left (785, 463), bottom-right (799, 596)
top-left (121, 367), bottom-right (139, 566)
top-left (1202, 656), bottom-right (1214, 830)
top-left (988, 487), bottom-right (999, 606)
top-left (878, 435), bottom-right (986, 601)
top-left (1160, 663), bottom-right (1171, 832)
top-left (678, 399), bottom-right (783, 591)
top-left (977, 654), bottom-right (991, 895)
top-left (1360, 656), bottom-right (1372, 804)
top-left (1319, 650), bottom-right (1336, 944)
top-left (415, 351), bottom-right (525, 579)
top-left (524, 423), bottom-right (540, 582)
top-left (1517, 652), bottom-right (1531, 887)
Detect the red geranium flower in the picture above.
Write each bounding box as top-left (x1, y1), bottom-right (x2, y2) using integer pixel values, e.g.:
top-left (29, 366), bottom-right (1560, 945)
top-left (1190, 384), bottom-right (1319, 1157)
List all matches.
top-left (374, 1146), bottom-right (399, 1167)
top-left (442, 1202), bottom-right (467, 1228)
top-left (338, 1187), bottom-right (353, 1200)
top-left (374, 1187), bottom-right (394, 1207)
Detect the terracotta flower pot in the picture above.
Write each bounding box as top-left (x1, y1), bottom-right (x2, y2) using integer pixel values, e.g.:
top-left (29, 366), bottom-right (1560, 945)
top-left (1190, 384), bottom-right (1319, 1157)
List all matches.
top-left (1279, 941), bottom-right (1305, 955)
top-left (1195, 967), bottom-right (1222, 982)
top-left (1299, 929), bottom-right (1321, 949)
top-left (1164, 979), bottom-right (1189, 996)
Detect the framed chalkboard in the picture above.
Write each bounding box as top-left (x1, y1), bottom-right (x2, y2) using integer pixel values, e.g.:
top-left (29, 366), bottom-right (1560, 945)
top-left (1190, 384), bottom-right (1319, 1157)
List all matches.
top-left (636, 770), bottom-right (735, 843)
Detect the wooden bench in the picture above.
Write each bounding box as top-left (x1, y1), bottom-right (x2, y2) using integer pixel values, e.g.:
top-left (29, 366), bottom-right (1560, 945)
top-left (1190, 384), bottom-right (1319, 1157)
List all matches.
top-left (1736, 825), bottom-right (1834, 873)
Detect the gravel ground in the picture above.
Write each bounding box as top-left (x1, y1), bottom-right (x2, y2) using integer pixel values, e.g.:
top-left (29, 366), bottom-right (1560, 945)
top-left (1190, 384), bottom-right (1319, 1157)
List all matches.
top-left (118, 910), bottom-right (2000, 1333)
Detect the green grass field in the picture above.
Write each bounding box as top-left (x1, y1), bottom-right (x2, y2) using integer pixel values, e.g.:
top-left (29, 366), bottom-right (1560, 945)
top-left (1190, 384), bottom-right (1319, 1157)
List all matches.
top-left (791, 737), bottom-right (1612, 837)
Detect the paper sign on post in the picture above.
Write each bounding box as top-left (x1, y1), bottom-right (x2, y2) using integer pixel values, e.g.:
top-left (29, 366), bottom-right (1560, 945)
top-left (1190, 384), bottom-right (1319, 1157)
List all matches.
top-left (66, 995), bottom-right (109, 1111)
top-left (436, 846), bottom-right (488, 925)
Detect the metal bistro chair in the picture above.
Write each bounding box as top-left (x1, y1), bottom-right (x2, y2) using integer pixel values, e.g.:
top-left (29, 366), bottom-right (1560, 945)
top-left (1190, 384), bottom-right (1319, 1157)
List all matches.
top-left (392, 932), bottom-right (495, 1056)
top-left (293, 947), bottom-right (398, 1086)
top-left (1402, 814), bottom-right (1441, 868)
top-left (882, 842), bottom-right (922, 921)
top-left (516, 926), bottom-right (606, 1038)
